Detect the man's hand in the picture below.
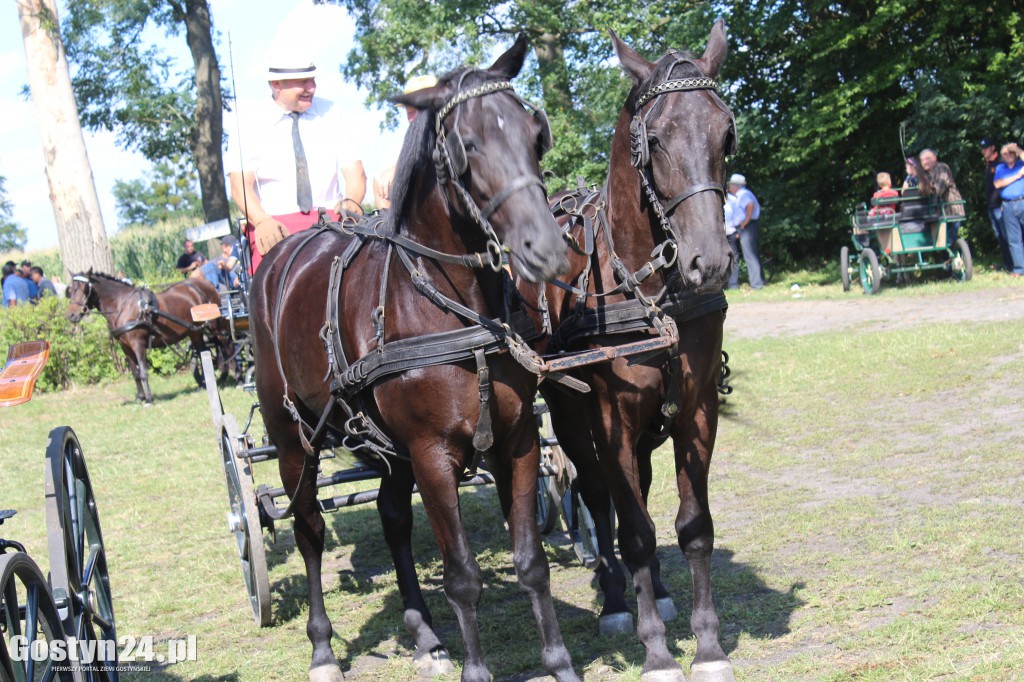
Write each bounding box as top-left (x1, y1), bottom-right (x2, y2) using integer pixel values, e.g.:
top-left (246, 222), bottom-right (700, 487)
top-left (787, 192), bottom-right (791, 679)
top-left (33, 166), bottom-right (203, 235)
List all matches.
top-left (254, 216), bottom-right (289, 255)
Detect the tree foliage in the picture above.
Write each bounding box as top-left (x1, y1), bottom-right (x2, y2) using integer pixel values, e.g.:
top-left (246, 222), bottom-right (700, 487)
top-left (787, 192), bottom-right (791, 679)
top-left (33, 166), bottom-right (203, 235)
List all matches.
top-left (722, 0), bottom-right (1024, 264)
top-left (0, 176), bottom-right (28, 252)
top-left (330, 0), bottom-right (717, 189)
top-left (112, 157), bottom-right (204, 227)
top-left (62, 0), bottom-right (230, 222)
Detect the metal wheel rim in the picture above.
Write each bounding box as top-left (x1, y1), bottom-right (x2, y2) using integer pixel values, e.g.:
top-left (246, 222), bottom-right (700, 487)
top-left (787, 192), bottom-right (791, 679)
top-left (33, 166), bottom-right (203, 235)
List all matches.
top-left (0, 552), bottom-right (76, 682)
top-left (44, 426), bottom-right (117, 682)
top-left (219, 415), bottom-right (271, 626)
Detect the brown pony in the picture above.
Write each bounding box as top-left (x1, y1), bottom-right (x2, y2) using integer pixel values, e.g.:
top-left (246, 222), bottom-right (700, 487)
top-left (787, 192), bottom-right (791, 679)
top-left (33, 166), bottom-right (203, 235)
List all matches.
top-left (66, 271), bottom-right (231, 404)
top-left (518, 23), bottom-right (736, 682)
top-left (248, 38), bottom-right (577, 682)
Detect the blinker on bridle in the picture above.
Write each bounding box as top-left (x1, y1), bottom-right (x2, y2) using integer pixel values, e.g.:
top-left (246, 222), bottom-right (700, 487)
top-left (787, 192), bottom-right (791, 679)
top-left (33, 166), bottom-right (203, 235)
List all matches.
top-left (431, 77), bottom-right (553, 271)
top-left (629, 72), bottom-right (735, 253)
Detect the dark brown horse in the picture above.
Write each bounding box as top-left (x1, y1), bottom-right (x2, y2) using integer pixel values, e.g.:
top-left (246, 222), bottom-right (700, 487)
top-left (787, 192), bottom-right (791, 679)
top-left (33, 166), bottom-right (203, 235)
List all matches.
top-left (519, 23), bottom-right (736, 682)
top-left (66, 271), bottom-right (231, 404)
top-left (249, 38), bottom-right (577, 682)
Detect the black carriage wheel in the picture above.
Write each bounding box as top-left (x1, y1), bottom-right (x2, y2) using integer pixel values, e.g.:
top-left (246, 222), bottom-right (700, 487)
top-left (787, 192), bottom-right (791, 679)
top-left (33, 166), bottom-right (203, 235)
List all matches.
top-left (43, 426), bottom-right (118, 682)
top-left (952, 238), bottom-right (973, 282)
top-left (220, 415), bottom-right (271, 626)
top-left (560, 482), bottom-right (600, 570)
top-left (839, 246), bottom-right (851, 292)
top-left (0, 552), bottom-right (76, 682)
top-left (859, 248), bottom-right (881, 295)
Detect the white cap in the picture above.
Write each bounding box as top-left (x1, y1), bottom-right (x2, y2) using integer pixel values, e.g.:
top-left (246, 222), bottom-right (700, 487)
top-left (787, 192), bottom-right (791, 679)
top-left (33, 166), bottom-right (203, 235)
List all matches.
top-left (403, 74), bottom-right (438, 93)
top-left (267, 44), bottom-right (317, 81)
top-left (728, 173), bottom-right (746, 186)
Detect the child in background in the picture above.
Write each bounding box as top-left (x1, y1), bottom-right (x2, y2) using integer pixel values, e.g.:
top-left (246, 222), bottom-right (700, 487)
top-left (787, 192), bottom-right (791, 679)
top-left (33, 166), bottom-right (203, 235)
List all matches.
top-left (869, 172), bottom-right (900, 217)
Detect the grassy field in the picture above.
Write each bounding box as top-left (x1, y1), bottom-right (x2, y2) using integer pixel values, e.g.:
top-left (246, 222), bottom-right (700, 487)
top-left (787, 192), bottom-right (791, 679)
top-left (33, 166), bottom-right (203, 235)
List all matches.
top-left (1, 284), bottom-right (1022, 681)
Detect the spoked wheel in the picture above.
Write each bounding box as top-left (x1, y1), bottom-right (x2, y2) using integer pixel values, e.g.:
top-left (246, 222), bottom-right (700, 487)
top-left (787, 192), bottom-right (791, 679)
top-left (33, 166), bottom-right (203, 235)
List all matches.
top-left (220, 414), bottom-right (271, 626)
top-left (839, 246), bottom-right (851, 292)
top-left (561, 481), bottom-right (600, 570)
top-left (534, 403), bottom-right (564, 535)
top-left (0, 552), bottom-right (76, 682)
top-left (859, 248), bottom-right (882, 295)
top-left (951, 238), bottom-right (973, 282)
top-left (44, 426), bottom-right (118, 682)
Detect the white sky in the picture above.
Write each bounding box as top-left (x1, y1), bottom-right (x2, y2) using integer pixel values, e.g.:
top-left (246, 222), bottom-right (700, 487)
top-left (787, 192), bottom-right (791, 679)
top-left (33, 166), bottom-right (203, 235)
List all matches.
top-left (1, 0), bottom-right (406, 251)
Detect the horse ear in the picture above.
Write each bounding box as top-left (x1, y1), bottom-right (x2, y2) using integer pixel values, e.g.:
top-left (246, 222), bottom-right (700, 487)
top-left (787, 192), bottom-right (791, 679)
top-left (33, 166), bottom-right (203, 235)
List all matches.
top-left (389, 85), bottom-right (446, 113)
top-left (697, 19), bottom-right (728, 79)
top-left (610, 30), bottom-right (653, 83)
top-left (486, 34), bottom-right (529, 80)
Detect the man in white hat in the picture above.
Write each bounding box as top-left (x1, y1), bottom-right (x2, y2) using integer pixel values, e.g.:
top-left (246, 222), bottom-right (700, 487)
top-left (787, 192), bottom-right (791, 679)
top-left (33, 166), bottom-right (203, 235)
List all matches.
top-left (372, 74), bottom-right (438, 210)
top-left (727, 173), bottom-right (764, 289)
top-left (225, 43), bottom-right (367, 272)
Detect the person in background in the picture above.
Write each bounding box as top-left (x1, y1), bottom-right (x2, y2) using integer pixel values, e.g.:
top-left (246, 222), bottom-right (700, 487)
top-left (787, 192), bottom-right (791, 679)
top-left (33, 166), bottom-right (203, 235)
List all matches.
top-left (19, 260), bottom-right (38, 300)
top-left (981, 137), bottom-right (1013, 272)
top-left (727, 173), bottom-right (764, 289)
top-left (29, 266), bottom-right (57, 300)
top-left (869, 172), bottom-right (899, 217)
top-left (992, 142), bottom-right (1024, 277)
top-left (226, 44), bottom-right (366, 272)
top-left (723, 190), bottom-right (741, 290)
top-left (373, 74), bottom-right (438, 211)
top-left (902, 157), bottom-right (919, 191)
top-left (2, 262), bottom-right (30, 307)
top-left (176, 239), bottom-right (207, 278)
top-left (200, 235), bottom-right (241, 291)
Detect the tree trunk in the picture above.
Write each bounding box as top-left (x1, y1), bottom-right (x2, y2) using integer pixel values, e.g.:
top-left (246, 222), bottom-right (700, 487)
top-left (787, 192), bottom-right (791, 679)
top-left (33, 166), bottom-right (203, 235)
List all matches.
top-left (18, 0), bottom-right (114, 278)
top-left (533, 32), bottom-right (573, 114)
top-left (181, 0), bottom-right (229, 222)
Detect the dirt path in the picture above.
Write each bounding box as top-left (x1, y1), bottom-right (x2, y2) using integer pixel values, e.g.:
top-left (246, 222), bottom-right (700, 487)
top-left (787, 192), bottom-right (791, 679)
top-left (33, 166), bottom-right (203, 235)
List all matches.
top-left (724, 286), bottom-right (1024, 340)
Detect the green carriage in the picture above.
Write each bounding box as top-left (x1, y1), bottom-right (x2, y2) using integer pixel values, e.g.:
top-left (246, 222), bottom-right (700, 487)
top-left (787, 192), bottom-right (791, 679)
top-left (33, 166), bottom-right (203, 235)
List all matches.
top-left (839, 188), bottom-right (971, 294)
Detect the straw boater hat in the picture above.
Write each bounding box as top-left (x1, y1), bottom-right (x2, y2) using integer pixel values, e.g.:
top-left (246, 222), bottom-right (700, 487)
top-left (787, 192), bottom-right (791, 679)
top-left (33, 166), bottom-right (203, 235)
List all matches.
top-left (403, 74), bottom-right (438, 93)
top-left (266, 44), bottom-right (317, 81)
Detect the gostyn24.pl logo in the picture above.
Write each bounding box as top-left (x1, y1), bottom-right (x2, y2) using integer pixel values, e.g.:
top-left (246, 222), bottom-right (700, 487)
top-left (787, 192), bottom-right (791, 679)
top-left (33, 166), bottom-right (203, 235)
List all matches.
top-left (9, 635), bottom-right (196, 665)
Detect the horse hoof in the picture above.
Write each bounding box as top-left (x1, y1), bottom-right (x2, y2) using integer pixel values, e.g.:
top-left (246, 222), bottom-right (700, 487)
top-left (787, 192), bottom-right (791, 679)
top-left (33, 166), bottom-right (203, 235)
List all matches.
top-left (656, 597), bottom-right (679, 622)
top-left (142, 402), bottom-right (153, 408)
top-left (414, 648), bottom-right (454, 677)
top-left (690, 660), bottom-right (736, 682)
top-left (640, 670), bottom-right (686, 682)
top-left (599, 611), bottom-right (634, 636)
top-left (308, 663), bottom-right (344, 682)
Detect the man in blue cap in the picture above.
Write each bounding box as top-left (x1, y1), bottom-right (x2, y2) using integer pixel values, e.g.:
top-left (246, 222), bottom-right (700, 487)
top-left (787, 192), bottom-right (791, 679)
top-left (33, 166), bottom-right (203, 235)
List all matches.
top-left (981, 138), bottom-right (1013, 271)
top-left (993, 142), bottom-right (1024, 276)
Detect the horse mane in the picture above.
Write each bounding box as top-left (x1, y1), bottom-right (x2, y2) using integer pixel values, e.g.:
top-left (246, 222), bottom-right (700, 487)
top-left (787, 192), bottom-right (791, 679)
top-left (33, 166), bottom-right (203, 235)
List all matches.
top-left (381, 66), bottom-right (500, 236)
top-left (82, 271), bottom-right (134, 287)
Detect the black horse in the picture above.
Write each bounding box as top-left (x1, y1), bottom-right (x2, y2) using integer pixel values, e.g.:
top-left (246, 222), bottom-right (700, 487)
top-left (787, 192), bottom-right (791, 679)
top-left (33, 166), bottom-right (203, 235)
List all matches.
top-left (519, 22), bottom-right (737, 682)
top-left (249, 38), bottom-right (578, 682)
top-left (66, 271), bottom-right (232, 404)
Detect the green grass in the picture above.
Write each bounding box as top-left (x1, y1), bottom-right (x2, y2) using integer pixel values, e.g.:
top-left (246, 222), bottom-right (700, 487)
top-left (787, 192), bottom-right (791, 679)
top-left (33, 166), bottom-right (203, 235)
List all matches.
top-left (1, 305), bottom-right (1022, 680)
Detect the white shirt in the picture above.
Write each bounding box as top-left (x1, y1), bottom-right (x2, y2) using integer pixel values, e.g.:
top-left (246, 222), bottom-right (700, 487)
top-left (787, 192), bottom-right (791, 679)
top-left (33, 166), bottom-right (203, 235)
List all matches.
top-left (732, 187), bottom-right (761, 221)
top-left (225, 97), bottom-right (357, 214)
top-left (723, 193), bottom-right (739, 235)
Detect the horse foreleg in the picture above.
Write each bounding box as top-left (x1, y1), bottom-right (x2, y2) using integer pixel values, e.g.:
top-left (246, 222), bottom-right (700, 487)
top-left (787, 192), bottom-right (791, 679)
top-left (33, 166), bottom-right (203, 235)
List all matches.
top-left (375, 462), bottom-right (452, 676)
top-left (279, 432), bottom-right (342, 682)
top-left (638, 431), bottom-right (679, 623)
top-left (127, 340), bottom-right (154, 405)
top-left (543, 388), bottom-right (629, 632)
top-left (122, 345), bottom-right (146, 403)
top-left (499, 427), bottom-right (579, 682)
top-left (672, 391), bottom-right (733, 682)
top-left (411, 442), bottom-right (490, 682)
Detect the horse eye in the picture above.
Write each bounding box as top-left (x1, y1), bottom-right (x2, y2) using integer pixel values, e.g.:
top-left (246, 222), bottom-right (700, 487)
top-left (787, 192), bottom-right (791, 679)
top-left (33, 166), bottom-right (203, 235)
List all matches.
top-left (463, 139), bottom-right (478, 153)
top-left (648, 136), bottom-right (661, 150)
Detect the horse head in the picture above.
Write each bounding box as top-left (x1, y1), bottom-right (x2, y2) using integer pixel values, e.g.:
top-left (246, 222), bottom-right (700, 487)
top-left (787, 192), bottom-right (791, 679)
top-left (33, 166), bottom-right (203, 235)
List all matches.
top-left (389, 36), bottom-right (567, 283)
top-left (612, 21), bottom-right (734, 292)
top-left (65, 271), bottom-right (96, 323)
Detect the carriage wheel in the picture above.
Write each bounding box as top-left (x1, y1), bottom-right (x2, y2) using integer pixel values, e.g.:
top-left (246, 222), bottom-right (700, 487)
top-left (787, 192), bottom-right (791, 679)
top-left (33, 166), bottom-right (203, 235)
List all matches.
top-left (952, 238), bottom-right (973, 282)
top-left (839, 246), bottom-right (851, 292)
top-left (44, 426), bottom-right (118, 682)
top-left (561, 481), bottom-right (600, 570)
top-left (0, 552), bottom-right (77, 682)
top-left (220, 414), bottom-right (271, 626)
top-left (859, 248), bottom-right (881, 295)
top-left (535, 404), bottom-right (564, 535)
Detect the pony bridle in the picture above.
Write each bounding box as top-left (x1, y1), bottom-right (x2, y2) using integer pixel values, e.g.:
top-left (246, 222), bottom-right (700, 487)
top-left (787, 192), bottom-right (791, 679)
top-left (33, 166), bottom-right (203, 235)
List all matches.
top-left (630, 72), bottom-right (735, 259)
top-left (69, 274), bottom-right (93, 317)
top-left (432, 77), bottom-right (552, 271)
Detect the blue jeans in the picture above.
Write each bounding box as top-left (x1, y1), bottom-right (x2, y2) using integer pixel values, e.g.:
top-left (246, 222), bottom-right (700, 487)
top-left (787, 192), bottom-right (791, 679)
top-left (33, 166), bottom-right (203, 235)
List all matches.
top-left (999, 200), bottom-right (1024, 275)
top-left (200, 262), bottom-right (229, 290)
top-left (734, 220), bottom-right (764, 288)
top-left (989, 206), bottom-right (1014, 272)
top-left (727, 233), bottom-right (740, 289)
